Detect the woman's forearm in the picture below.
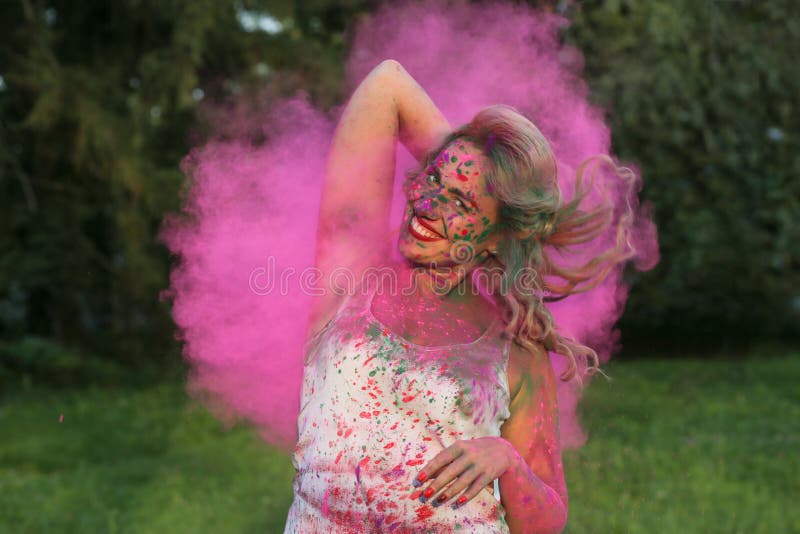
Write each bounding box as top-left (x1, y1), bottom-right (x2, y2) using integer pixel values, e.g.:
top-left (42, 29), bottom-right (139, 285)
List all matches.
top-left (499, 446), bottom-right (567, 534)
top-left (376, 60), bottom-right (451, 160)
top-left (318, 59), bottom-right (448, 238)
top-left (308, 60), bottom-right (449, 334)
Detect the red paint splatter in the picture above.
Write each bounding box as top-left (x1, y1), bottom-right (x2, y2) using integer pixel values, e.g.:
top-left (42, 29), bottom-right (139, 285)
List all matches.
top-left (457, 173), bottom-right (468, 181)
top-left (406, 459), bottom-right (425, 466)
top-left (415, 504), bottom-right (435, 521)
top-left (335, 450), bottom-right (344, 464)
top-left (384, 442), bottom-right (396, 449)
top-left (359, 411), bottom-right (371, 419)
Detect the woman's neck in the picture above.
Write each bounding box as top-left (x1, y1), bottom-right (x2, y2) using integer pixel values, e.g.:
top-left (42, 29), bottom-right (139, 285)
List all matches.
top-left (396, 259), bottom-right (480, 302)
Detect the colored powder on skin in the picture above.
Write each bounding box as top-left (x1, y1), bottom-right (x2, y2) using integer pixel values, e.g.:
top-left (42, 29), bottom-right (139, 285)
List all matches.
top-left (161, 0), bottom-right (658, 453)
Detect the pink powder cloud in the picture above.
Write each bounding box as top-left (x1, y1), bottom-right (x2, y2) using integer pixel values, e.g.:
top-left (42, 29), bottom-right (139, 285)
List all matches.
top-left (161, 0), bottom-right (658, 452)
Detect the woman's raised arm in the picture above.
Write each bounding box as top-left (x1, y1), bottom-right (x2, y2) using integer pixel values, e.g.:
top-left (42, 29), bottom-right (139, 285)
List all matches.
top-left (308, 60), bottom-right (450, 336)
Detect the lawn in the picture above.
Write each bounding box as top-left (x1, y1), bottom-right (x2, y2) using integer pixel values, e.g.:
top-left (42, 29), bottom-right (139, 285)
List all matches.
top-left (1, 353), bottom-right (798, 533)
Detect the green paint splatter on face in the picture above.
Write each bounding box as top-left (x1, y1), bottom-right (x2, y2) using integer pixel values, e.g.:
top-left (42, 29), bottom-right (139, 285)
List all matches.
top-left (436, 194), bottom-right (449, 204)
top-left (450, 155), bottom-right (457, 163)
top-left (464, 161), bottom-right (473, 167)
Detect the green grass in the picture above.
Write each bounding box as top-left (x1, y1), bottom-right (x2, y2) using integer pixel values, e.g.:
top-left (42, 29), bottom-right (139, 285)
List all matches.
top-left (1, 354), bottom-right (798, 533)
top-left (0, 384), bottom-right (295, 533)
top-left (564, 353), bottom-right (800, 533)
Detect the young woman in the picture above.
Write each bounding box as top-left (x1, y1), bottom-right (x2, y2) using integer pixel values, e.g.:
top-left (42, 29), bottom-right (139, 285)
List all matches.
top-left (284, 59), bottom-right (632, 533)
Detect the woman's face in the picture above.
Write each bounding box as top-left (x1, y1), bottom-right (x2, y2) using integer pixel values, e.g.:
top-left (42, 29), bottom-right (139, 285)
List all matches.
top-left (399, 139), bottom-right (502, 269)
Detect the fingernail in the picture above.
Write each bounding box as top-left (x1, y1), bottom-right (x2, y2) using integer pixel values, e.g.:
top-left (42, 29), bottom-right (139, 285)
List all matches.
top-left (423, 487), bottom-right (434, 499)
top-left (457, 496), bottom-right (467, 505)
top-left (417, 471), bottom-right (427, 482)
top-left (437, 493), bottom-right (447, 502)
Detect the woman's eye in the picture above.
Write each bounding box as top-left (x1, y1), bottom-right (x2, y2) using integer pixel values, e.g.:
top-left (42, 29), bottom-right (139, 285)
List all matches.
top-left (426, 174), bottom-right (439, 185)
top-left (454, 199), bottom-right (467, 210)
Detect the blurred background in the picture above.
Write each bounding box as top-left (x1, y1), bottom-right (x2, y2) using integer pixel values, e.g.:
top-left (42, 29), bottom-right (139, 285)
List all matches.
top-left (0, 0), bottom-right (797, 532)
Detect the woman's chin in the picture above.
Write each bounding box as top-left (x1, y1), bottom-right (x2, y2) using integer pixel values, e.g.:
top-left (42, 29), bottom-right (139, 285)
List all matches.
top-left (397, 243), bottom-right (449, 268)
top-left (397, 242), bottom-right (426, 264)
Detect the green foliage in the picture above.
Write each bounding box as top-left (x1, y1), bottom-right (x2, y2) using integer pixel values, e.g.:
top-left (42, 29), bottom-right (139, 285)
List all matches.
top-left (1, 354), bottom-right (797, 532)
top-left (0, 1), bottom-right (370, 368)
top-left (561, 0), bottom-right (800, 340)
top-left (0, 0), bottom-right (797, 373)
top-left (0, 336), bottom-right (123, 388)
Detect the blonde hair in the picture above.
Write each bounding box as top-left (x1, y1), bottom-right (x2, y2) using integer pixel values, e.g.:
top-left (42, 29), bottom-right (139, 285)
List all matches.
top-left (410, 105), bottom-right (637, 381)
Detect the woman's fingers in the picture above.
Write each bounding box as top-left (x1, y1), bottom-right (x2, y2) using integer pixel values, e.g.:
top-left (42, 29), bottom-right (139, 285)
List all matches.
top-left (430, 465), bottom-right (481, 507)
top-left (414, 443), bottom-right (464, 486)
top-left (453, 471), bottom-right (496, 507)
top-left (421, 454), bottom-right (475, 503)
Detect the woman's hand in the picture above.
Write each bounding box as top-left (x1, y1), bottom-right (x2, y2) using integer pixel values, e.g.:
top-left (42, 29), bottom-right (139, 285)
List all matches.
top-left (410, 437), bottom-right (519, 509)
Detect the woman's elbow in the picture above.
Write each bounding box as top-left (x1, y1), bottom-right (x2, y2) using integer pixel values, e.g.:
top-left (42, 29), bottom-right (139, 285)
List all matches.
top-left (373, 58), bottom-right (407, 80)
top-left (546, 499), bottom-right (568, 534)
top-left (514, 491), bottom-right (567, 534)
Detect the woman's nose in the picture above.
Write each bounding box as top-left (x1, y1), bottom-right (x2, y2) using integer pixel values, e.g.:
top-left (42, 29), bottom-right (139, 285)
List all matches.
top-left (405, 175), bottom-right (443, 215)
top-left (412, 195), bottom-right (440, 219)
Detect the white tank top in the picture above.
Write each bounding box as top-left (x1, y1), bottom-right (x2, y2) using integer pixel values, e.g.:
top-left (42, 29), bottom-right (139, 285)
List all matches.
top-left (286, 283), bottom-right (512, 532)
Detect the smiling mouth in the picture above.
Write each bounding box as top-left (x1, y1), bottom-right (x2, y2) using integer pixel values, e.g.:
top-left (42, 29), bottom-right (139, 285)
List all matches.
top-left (408, 214), bottom-right (446, 242)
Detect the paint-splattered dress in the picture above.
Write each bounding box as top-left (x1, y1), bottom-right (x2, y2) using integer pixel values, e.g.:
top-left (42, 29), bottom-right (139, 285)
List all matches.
top-left (284, 285), bottom-right (512, 533)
